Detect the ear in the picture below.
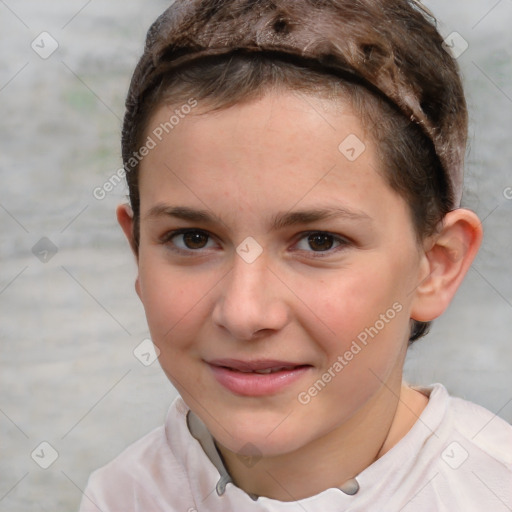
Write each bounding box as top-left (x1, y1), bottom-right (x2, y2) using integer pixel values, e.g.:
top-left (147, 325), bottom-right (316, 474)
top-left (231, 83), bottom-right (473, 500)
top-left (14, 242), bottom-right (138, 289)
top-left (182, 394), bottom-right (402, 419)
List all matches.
top-left (116, 203), bottom-right (141, 299)
top-left (410, 208), bottom-right (483, 322)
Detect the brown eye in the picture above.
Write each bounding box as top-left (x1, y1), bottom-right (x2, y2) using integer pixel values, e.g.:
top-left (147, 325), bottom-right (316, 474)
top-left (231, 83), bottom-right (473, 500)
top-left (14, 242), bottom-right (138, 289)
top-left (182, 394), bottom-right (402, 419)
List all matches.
top-left (182, 231), bottom-right (209, 249)
top-left (162, 229), bottom-right (216, 253)
top-left (307, 233), bottom-right (335, 251)
top-left (293, 231), bottom-right (349, 257)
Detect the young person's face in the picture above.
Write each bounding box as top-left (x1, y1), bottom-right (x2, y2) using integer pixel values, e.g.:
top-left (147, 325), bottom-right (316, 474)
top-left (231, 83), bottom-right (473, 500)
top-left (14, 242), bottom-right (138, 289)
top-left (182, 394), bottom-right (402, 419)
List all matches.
top-left (127, 91), bottom-right (427, 457)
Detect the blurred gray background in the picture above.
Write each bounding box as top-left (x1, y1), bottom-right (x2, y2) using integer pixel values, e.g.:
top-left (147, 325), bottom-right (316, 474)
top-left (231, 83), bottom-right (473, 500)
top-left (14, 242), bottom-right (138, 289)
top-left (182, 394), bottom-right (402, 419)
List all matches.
top-left (0, 1), bottom-right (511, 510)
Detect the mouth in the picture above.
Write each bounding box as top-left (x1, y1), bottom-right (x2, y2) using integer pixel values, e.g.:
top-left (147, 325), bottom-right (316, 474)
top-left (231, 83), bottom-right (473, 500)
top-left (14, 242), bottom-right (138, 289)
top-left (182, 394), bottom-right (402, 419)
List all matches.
top-left (207, 359), bottom-right (312, 396)
top-left (209, 359), bottom-right (310, 373)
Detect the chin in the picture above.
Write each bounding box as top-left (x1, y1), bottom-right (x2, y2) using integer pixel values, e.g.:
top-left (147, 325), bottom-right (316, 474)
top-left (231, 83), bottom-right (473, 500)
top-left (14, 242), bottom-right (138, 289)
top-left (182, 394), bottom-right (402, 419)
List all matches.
top-left (217, 430), bottom-right (305, 459)
top-left (206, 407), bottom-right (318, 458)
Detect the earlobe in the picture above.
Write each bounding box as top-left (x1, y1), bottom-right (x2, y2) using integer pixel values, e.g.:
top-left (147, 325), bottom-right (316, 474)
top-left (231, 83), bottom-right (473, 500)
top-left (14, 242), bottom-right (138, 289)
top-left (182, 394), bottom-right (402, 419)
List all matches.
top-left (410, 208), bottom-right (483, 322)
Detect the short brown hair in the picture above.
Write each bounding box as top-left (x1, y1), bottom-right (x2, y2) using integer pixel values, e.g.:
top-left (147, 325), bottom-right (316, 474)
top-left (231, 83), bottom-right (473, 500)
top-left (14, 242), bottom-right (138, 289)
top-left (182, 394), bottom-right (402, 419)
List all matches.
top-left (121, 0), bottom-right (468, 343)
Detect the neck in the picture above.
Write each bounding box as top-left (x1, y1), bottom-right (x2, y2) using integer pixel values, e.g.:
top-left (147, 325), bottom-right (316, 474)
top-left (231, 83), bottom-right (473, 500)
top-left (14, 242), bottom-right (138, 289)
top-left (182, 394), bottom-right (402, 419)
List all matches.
top-left (216, 379), bottom-right (428, 501)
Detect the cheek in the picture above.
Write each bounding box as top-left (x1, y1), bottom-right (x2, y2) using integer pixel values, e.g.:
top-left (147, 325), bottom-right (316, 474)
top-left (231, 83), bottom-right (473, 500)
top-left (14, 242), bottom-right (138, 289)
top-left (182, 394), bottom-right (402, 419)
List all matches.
top-left (294, 268), bottom-right (409, 415)
top-left (298, 257), bottom-right (413, 394)
top-left (137, 254), bottom-right (215, 352)
top-left (302, 261), bottom-right (409, 347)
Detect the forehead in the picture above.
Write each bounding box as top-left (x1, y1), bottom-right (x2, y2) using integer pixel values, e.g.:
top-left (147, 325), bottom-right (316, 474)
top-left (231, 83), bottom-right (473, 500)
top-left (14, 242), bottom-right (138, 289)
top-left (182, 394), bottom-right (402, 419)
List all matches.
top-left (138, 90), bottom-right (409, 230)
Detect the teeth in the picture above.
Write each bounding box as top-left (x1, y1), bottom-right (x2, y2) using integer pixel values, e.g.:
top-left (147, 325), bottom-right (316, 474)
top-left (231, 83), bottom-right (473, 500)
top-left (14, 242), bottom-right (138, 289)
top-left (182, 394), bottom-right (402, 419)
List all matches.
top-left (254, 366), bottom-right (294, 374)
top-left (227, 365), bottom-right (299, 374)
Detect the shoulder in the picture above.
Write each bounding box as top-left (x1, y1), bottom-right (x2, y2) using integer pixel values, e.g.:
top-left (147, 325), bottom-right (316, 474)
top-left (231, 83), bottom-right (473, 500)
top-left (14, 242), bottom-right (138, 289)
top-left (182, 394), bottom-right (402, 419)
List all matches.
top-left (387, 384), bottom-right (512, 511)
top-left (79, 398), bottom-right (194, 512)
top-left (430, 386), bottom-right (512, 509)
top-left (89, 423), bottom-right (171, 482)
top-left (413, 383), bottom-right (512, 466)
top-left (80, 426), bottom-right (174, 510)
top-left (447, 389), bottom-right (512, 467)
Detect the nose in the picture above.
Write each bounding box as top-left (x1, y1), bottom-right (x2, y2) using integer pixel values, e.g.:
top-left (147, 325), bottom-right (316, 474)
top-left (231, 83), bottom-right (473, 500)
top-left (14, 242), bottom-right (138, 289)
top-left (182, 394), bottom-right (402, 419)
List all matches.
top-left (211, 254), bottom-right (290, 341)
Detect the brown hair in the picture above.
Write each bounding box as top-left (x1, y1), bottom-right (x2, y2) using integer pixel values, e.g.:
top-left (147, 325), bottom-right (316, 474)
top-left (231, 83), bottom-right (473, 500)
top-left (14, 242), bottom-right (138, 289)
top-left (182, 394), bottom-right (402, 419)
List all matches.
top-left (121, 0), bottom-right (468, 343)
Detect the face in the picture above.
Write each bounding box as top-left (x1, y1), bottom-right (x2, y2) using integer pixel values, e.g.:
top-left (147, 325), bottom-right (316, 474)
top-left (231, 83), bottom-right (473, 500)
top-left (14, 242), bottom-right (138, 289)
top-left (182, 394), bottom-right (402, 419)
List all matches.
top-left (130, 91), bottom-right (424, 457)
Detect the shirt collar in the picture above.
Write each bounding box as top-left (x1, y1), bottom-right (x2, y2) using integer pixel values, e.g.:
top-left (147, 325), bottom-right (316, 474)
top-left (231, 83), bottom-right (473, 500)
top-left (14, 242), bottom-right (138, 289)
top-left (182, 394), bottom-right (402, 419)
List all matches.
top-left (164, 383), bottom-right (449, 510)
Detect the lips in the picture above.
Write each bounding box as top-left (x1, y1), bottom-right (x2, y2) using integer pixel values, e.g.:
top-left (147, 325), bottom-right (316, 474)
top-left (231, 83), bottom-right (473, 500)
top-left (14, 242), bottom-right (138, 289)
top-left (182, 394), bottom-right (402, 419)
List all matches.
top-left (207, 359), bottom-right (312, 396)
top-left (209, 358), bottom-right (308, 372)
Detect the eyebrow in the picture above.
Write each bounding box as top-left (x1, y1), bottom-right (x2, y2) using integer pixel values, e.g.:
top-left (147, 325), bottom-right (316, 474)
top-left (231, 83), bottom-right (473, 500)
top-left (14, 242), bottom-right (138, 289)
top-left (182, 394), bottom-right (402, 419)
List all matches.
top-left (145, 204), bottom-right (372, 230)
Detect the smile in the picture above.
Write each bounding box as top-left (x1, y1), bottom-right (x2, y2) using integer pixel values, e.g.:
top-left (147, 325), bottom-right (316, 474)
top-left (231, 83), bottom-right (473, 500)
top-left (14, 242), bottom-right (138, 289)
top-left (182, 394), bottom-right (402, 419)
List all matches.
top-left (236, 366), bottom-right (298, 374)
top-left (207, 359), bottom-right (312, 396)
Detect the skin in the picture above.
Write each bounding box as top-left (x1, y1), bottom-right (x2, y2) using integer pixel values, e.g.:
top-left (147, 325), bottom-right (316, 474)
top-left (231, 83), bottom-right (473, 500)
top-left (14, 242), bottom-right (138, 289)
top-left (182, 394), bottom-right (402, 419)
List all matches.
top-left (118, 90), bottom-right (482, 501)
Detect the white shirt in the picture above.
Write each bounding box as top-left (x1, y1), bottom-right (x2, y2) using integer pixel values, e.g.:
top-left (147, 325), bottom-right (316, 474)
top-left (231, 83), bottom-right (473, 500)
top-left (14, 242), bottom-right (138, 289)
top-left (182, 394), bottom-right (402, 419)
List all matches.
top-left (79, 384), bottom-right (512, 511)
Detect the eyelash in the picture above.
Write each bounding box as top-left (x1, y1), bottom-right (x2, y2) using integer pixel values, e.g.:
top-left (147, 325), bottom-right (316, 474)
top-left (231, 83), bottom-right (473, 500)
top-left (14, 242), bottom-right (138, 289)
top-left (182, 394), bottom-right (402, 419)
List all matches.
top-left (159, 229), bottom-right (350, 258)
